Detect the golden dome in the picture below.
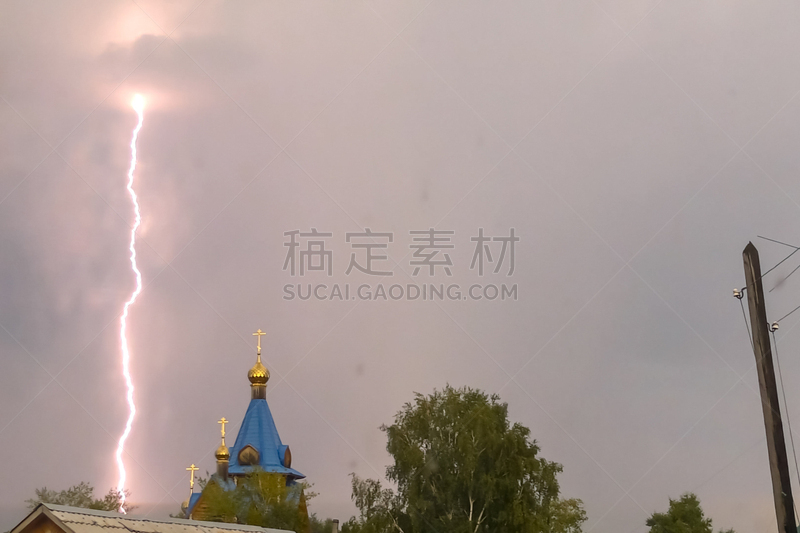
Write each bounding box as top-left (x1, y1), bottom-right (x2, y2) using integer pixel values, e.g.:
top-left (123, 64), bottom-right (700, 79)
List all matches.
top-left (248, 354), bottom-right (270, 385)
top-left (215, 441), bottom-right (230, 461)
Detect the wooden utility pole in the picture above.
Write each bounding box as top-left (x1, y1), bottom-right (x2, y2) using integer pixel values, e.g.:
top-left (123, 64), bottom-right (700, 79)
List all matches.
top-left (743, 242), bottom-right (797, 533)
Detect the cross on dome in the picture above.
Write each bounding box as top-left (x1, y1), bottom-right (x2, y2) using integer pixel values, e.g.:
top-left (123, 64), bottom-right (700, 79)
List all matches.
top-left (248, 329), bottom-right (270, 389)
top-left (252, 329), bottom-right (265, 355)
top-left (186, 464), bottom-right (199, 491)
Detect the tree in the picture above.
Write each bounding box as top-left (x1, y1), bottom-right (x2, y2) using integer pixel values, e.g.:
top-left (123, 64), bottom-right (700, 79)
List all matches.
top-left (646, 493), bottom-right (734, 533)
top-left (309, 514), bottom-right (338, 533)
top-left (343, 385), bottom-right (587, 533)
top-left (342, 475), bottom-right (408, 533)
top-left (26, 482), bottom-right (134, 513)
top-left (548, 498), bottom-right (588, 533)
top-left (192, 468), bottom-right (314, 532)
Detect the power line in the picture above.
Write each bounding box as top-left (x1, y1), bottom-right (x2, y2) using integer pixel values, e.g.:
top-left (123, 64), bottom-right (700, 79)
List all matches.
top-left (770, 260), bottom-right (800, 293)
top-left (750, 237), bottom-right (800, 319)
top-left (739, 246), bottom-right (800, 294)
top-left (758, 236), bottom-right (800, 250)
top-left (775, 303), bottom-right (800, 325)
top-left (759, 248), bottom-right (800, 282)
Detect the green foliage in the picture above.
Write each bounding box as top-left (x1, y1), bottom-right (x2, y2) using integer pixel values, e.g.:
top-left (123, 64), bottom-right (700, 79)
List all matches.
top-left (344, 385), bottom-right (587, 533)
top-left (309, 513), bottom-right (338, 533)
top-left (341, 476), bottom-right (407, 533)
top-left (198, 468), bottom-right (313, 531)
top-left (26, 482), bottom-right (134, 513)
top-left (547, 498), bottom-right (588, 533)
top-left (195, 472), bottom-right (210, 491)
top-left (646, 493), bottom-right (733, 533)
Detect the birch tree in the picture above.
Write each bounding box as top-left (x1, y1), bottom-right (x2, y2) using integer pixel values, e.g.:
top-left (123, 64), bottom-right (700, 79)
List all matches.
top-left (344, 385), bottom-right (586, 533)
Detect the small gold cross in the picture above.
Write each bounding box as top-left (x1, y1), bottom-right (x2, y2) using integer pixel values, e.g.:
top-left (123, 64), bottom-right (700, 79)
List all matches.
top-left (186, 464), bottom-right (199, 490)
top-left (252, 329), bottom-right (266, 354)
top-left (218, 417), bottom-right (228, 438)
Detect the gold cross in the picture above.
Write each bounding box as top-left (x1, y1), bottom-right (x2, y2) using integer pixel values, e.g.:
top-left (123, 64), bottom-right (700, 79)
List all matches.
top-left (252, 329), bottom-right (266, 354)
top-left (186, 464), bottom-right (199, 490)
top-left (218, 417), bottom-right (228, 438)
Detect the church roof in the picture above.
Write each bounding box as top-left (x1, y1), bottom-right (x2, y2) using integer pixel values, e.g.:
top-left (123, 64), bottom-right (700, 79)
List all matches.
top-left (228, 398), bottom-right (305, 479)
top-left (11, 503), bottom-right (292, 533)
top-left (187, 493), bottom-right (201, 514)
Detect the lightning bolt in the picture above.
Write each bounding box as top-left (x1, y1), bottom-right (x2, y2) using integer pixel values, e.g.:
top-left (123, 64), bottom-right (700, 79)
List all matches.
top-left (116, 94), bottom-right (145, 513)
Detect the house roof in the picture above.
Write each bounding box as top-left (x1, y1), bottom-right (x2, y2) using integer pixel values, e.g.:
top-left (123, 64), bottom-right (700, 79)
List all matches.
top-left (227, 398), bottom-right (304, 479)
top-left (10, 503), bottom-right (292, 533)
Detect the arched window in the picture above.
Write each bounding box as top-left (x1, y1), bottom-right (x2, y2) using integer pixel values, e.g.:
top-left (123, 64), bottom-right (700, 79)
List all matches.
top-left (238, 445), bottom-right (259, 465)
top-left (283, 447), bottom-right (292, 468)
top-left (278, 444), bottom-right (292, 468)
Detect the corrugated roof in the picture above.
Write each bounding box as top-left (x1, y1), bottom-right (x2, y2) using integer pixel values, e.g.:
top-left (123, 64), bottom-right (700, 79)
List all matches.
top-left (41, 504), bottom-right (292, 533)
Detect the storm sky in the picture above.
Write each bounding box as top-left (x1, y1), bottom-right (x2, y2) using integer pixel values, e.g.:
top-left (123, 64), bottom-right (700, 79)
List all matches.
top-left (3, 1), bottom-right (800, 531)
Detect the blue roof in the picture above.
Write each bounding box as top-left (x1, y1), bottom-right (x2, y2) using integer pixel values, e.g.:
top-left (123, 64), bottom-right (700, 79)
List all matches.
top-left (228, 398), bottom-right (305, 479)
top-left (186, 492), bottom-right (201, 516)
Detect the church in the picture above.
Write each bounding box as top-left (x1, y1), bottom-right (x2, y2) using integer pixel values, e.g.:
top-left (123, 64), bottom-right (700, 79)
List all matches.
top-left (6, 330), bottom-right (317, 533)
top-left (185, 329), bottom-right (309, 527)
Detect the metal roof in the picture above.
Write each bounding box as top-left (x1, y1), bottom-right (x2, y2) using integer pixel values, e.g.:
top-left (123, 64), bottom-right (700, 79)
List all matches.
top-left (186, 493), bottom-right (201, 516)
top-left (12, 503), bottom-right (292, 533)
top-left (227, 398), bottom-right (304, 480)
